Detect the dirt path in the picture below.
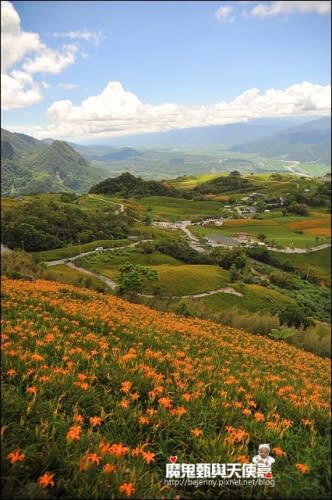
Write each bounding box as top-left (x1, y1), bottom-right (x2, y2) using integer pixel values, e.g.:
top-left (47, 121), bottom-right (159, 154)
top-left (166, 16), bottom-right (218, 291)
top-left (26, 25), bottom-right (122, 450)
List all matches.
top-left (88, 194), bottom-right (124, 213)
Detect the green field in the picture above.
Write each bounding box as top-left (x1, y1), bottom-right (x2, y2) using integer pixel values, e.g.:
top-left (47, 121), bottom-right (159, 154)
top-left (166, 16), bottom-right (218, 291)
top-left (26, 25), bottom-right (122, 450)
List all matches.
top-left (190, 213), bottom-right (331, 249)
top-left (134, 196), bottom-right (225, 220)
top-left (75, 249), bottom-right (230, 296)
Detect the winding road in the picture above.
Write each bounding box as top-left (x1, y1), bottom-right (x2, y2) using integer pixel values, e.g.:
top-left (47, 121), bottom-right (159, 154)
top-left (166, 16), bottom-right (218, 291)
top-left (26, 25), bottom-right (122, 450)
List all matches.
top-left (44, 241), bottom-right (243, 298)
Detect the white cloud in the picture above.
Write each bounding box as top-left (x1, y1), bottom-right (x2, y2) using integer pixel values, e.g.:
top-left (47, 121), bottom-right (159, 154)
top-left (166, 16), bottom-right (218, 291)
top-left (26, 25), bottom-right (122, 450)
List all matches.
top-left (215, 5), bottom-right (235, 22)
top-left (250, 1), bottom-right (331, 17)
top-left (58, 83), bottom-right (78, 90)
top-left (1, 71), bottom-right (43, 110)
top-left (1, 1), bottom-right (80, 110)
top-left (17, 80), bottom-right (331, 140)
top-left (23, 44), bottom-right (78, 74)
top-left (1, 1), bottom-right (42, 72)
top-left (52, 30), bottom-right (104, 45)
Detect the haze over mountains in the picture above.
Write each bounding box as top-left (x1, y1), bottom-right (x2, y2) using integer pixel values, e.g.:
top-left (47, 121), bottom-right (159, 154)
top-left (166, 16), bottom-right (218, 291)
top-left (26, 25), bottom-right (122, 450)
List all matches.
top-left (232, 117), bottom-right (331, 164)
top-left (1, 116), bottom-right (330, 195)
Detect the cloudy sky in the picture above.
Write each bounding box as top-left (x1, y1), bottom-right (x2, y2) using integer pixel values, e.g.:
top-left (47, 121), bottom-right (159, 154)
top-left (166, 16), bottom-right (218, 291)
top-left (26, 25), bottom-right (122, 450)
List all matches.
top-left (1, 0), bottom-right (331, 142)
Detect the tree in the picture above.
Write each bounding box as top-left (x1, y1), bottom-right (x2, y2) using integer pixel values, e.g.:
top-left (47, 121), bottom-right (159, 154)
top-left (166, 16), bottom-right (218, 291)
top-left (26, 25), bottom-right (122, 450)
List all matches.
top-left (278, 305), bottom-right (314, 330)
top-left (257, 233), bottom-right (266, 242)
top-left (118, 262), bottom-right (159, 294)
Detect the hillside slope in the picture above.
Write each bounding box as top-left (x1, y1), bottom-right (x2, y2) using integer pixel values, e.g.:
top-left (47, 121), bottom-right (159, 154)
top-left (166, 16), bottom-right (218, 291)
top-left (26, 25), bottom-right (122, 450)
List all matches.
top-left (2, 278), bottom-right (330, 499)
top-left (1, 129), bottom-right (108, 195)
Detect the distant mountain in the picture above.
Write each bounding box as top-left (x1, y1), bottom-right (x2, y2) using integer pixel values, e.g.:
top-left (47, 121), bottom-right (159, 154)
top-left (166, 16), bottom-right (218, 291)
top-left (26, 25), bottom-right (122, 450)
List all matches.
top-left (80, 116), bottom-right (320, 148)
top-left (1, 129), bottom-right (107, 195)
top-left (231, 117), bottom-right (331, 164)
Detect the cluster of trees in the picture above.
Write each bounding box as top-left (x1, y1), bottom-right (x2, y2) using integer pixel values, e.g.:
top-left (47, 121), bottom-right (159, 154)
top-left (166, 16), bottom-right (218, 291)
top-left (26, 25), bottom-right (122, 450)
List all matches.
top-left (193, 172), bottom-right (253, 194)
top-left (245, 246), bottom-right (294, 272)
top-left (2, 200), bottom-right (132, 251)
top-left (89, 172), bottom-right (182, 198)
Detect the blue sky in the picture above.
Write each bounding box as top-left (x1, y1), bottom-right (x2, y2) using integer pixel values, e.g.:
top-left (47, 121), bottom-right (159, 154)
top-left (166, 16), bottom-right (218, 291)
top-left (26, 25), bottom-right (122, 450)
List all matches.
top-left (2, 1), bottom-right (331, 141)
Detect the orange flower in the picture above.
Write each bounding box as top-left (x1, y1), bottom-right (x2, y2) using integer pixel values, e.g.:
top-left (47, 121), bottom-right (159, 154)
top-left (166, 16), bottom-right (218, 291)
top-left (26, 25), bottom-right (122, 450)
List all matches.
top-left (191, 428), bottom-right (203, 437)
top-left (66, 425), bottom-right (81, 441)
top-left (158, 397), bottom-right (172, 408)
top-left (73, 414), bottom-right (84, 424)
top-left (109, 443), bottom-right (129, 457)
top-left (103, 463), bottom-right (116, 473)
top-left (272, 447), bottom-right (286, 457)
top-left (119, 399), bottom-right (129, 409)
top-left (26, 386), bottom-right (37, 396)
top-left (119, 482), bottom-right (135, 497)
top-left (7, 449), bottom-right (25, 464)
top-left (242, 409), bottom-right (251, 416)
top-left (6, 369), bottom-right (17, 377)
top-left (131, 446), bottom-right (144, 457)
top-left (302, 419), bottom-right (313, 427)
top-left (130, 392), bottom-right (140, 401)
top-left (87, 453), bottom-right (101, 464)
top-left (142, 451), bottom-right (155, 464)
top-left (121, 381), bottom-right (132, 393)
top-left (295, 463), bottom-right (309, 474)
top-left (38, 472), bottom-right (55, 488)
top-left (139, 416), bottom-right (149, 425)
top-left (254, 412), bottom-right (265, 422)
top-left (237, 455), bottom-right (249, 464)
top-left (89, 416), bottom-right (102, 427)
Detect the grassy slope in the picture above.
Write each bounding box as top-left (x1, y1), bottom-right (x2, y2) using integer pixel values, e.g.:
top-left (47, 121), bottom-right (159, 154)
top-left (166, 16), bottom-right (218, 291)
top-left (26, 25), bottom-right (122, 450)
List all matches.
top-left (1, 278), bottom-right (330, 500)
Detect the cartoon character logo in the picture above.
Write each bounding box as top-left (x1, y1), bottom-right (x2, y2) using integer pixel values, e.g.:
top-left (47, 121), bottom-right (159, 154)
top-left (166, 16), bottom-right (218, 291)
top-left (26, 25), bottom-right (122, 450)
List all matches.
top-left (252, 444), bottom-right (275, 478)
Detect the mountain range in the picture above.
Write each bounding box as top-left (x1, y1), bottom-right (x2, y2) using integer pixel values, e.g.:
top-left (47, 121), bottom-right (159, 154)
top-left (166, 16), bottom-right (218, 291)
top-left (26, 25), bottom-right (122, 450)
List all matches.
top-left (1, 116), bottom-right (330, 195)
top-left (231, 117), bottom-right (331, 164)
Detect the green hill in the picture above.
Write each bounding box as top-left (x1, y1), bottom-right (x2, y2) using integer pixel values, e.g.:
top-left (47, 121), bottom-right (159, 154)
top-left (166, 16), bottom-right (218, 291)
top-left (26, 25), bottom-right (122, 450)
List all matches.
top-left (1, 129), bottom-right (108, 195)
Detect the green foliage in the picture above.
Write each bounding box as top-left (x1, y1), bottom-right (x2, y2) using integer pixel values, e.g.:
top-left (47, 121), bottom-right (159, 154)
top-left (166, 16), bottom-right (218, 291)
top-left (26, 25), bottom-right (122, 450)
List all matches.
top-left (90, 172), bottom-right (180, 198)
top-left (2, 200), bottom-right (132, 251)
top-left (245, 246), bottom-right (294, 272)
top-left (287, 202), bottom-right (310, 216)
top-left (269, 327), bottom-right (296, 340)
top-left (279, 305), bottom-right (315, 330)
top-left (117, 261), bottom-right (159, 294)
top-left (270, 271), bottom-right (299, 290)
top-left (173, 300), bottom-right (196, 317)
top-left (194, 174), bottom-right (253, 194)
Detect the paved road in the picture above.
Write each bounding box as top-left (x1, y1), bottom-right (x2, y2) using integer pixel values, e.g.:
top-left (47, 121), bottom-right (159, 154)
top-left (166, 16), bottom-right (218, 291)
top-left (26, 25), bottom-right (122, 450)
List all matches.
top-left (67, 262), bottom-right (118, 290)
top-left (45, 240), bottom-right (152, 266)
top-left (266, 243), bottom-right (331, 254)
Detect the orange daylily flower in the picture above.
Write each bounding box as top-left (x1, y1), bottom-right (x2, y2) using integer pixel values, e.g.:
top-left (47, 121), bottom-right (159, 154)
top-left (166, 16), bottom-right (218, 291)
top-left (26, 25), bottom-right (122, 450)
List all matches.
top-left (142, 451), bottom-right (155, 464)
top-left (272, 447), bottom-right (286, 457)
top-left (191, 428), bottom-right (203, 437)
top-left (295, 463), bottom-right (309, 474)
top-left (103, 463), bottom-right (116, 473)
top-left (7, 449), bottom-right (25, 464)
top-left (89, 416), bottom-right (102, 427)
top-left (38, 472), bottom-right (55, 488)
top-left (66, 425), bottom-right (82, 441)
top-left (119, 482), bottom-right (135, 497)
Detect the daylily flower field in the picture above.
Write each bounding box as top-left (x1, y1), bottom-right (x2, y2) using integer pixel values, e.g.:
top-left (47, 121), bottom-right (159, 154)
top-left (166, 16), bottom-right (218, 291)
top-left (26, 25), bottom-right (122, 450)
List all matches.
top-left (1, 278), bottom-right (330, 499)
